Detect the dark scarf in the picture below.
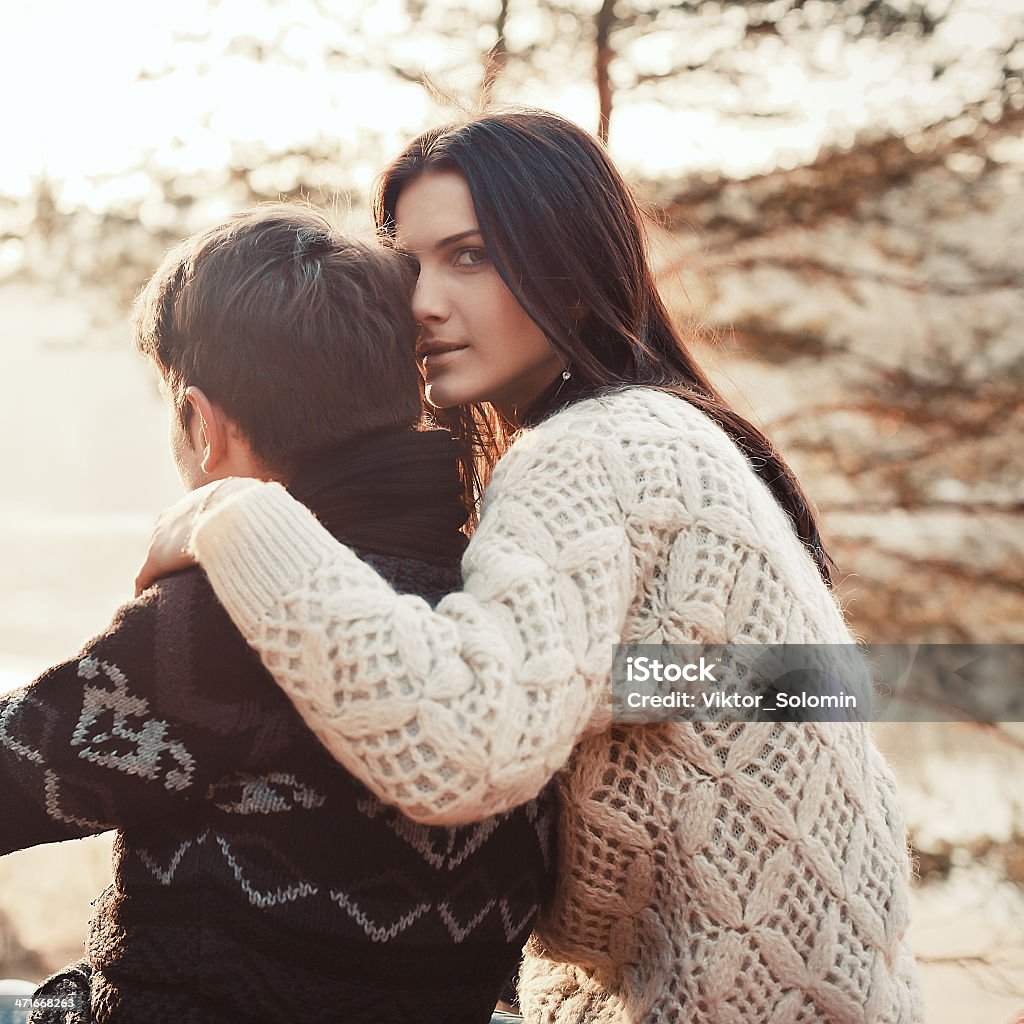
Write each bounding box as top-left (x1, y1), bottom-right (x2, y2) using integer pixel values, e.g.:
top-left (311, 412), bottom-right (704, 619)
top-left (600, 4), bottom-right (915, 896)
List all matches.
top-left (286, 427), bottom-right (469, 564)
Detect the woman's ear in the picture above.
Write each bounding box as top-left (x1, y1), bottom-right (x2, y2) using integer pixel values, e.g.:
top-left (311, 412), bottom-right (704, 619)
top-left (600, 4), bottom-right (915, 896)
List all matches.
top-left (183, 386), bottom-right (227, 475)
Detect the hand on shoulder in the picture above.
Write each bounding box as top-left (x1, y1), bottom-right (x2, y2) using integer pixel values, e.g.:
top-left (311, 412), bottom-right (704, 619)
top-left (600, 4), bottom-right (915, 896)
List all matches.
top-left (135, 477), bottom-right (262, 595)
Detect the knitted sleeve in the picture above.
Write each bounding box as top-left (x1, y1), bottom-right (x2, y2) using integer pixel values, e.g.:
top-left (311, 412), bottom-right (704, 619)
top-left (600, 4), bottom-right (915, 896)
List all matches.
top-left (189, 430), bottom-right (636, 825)
top-left (0, 572), bottom-right (295, 854)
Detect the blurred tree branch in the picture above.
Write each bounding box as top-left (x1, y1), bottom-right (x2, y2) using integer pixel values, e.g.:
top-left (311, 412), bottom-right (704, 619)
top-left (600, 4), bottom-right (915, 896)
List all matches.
top-left (662, 101), bottom-right (1024, 245)
top-left (481, 0), bottom-right (511, 107)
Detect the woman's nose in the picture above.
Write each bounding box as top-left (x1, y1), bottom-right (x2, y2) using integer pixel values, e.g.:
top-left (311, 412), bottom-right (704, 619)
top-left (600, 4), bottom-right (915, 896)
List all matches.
top-left (411, 268), bottom-right (449, 325)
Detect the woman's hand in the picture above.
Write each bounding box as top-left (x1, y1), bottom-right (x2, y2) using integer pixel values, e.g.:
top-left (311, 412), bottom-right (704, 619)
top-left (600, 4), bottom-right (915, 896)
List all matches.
top-left (134, 478), bottom-right (256, 595)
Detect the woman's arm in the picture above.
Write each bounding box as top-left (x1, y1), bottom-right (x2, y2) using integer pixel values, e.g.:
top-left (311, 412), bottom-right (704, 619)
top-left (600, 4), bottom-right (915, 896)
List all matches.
top-left (185, 429), bottom-right (636, 825)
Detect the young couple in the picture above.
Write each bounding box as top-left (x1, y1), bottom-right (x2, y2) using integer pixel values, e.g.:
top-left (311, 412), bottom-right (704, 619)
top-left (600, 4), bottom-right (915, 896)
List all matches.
top-left (2, 109), bottom-right (923, 1023)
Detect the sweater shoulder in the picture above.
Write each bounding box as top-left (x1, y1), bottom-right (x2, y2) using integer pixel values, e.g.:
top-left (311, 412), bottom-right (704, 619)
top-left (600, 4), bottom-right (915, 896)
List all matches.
top-left (132, 566), bottom-right (234, 638)
top-left (133, 567), bottom-right (271, 683)
top-left (519, 387), bottom-right (737, 453)
top-left (499, 387), bottom-right (751, 491)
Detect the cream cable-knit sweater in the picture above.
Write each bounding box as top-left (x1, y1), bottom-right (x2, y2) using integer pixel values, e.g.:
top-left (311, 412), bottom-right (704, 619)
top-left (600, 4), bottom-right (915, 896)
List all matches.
top-left (187, 387), bottom-right (923, 1023)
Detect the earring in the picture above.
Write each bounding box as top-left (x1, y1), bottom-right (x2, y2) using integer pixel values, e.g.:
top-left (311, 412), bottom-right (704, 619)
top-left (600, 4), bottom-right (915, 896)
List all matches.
top-left (561, 368), bottom-right (571, 381)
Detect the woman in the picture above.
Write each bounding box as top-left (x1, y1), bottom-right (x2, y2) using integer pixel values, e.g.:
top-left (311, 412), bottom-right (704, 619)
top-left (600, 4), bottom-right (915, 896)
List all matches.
top-left (137, 109), bottom-right (923, 1023)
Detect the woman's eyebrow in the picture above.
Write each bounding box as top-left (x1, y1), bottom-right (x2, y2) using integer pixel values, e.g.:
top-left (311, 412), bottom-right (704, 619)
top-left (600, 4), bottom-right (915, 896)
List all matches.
top-left (397, 228), bottom-right (483, 254)
top-left (434, 229), bottom-right (483, 249)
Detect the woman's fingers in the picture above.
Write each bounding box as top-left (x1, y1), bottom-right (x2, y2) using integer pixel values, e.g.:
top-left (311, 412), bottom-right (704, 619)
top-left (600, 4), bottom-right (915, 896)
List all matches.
top-left (135, 504), bottom-right (197, 594)
top-left (134, 478), bottom-right (263, 595)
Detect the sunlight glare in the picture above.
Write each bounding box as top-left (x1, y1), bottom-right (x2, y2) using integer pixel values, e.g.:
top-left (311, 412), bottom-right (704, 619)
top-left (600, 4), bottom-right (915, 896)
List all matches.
top-left (0, 0), bottom-right (1020, 204)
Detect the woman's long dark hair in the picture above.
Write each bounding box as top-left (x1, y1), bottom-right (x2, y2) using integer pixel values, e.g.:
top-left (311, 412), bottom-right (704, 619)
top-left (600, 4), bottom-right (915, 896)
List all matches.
top-left (374, 108), bottom-right (836, 587)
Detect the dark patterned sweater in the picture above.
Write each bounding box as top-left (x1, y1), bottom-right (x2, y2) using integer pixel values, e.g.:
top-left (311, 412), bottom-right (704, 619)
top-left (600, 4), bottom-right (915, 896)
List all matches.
top-left (0, 429), bottom-right (555, 1023)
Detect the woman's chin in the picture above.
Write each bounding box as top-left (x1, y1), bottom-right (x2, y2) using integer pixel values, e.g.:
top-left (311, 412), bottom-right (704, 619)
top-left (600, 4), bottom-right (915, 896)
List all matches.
top-left (424, 381), bottom-right (466, 410)
top-left (421, 382), bottom-right (458, 409)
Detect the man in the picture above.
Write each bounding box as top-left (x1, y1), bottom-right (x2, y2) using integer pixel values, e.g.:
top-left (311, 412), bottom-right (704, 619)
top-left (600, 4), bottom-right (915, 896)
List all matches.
top-left (0, 207), bottom-right (553, 1023)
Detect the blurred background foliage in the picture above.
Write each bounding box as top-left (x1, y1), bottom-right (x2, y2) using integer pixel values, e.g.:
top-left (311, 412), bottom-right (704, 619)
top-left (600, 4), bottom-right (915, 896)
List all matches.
top-left (3, 0), bottom-right (1023, 301)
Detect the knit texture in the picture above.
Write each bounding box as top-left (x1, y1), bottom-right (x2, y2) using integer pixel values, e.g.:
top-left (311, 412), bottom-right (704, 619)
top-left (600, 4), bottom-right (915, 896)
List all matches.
top-left (2, 430), bottom-right (555, 1024)
top-left (189, 387), bottom-right (924, 1023)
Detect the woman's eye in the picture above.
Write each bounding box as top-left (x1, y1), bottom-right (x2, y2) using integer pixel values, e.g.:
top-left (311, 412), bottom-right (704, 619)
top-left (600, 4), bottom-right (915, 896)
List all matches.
top-left (453, 247), bottom-right (488, 268)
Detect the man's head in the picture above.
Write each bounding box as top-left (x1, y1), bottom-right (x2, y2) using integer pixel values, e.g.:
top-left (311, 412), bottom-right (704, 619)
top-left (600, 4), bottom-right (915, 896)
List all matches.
top-left (132, 204), bottom-right (421, 489)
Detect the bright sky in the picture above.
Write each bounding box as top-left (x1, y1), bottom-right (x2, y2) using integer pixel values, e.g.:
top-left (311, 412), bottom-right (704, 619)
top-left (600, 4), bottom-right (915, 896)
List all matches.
top-left (0, 0), bottom-right (1020, 208)
top-left (1, 1), bottom-right (429, 204)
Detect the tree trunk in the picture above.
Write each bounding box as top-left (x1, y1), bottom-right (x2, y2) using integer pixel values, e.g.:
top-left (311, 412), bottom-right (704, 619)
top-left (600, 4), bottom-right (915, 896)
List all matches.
top-left (595, 0), bottom-right (616, 143)
top-left (481, 0), bottom-right (510, 109)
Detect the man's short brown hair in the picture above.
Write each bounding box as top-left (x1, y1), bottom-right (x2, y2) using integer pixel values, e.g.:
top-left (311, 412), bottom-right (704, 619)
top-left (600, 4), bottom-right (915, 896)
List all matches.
top-left (132, 204), bottom-right (421, 473)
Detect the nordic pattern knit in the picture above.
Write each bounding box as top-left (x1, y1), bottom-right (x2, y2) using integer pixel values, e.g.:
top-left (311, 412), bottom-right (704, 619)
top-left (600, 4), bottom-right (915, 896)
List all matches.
top-left (1, 459), bottom-right (555, 1023)
top-left (185, 387), bottom-right (924, 1024)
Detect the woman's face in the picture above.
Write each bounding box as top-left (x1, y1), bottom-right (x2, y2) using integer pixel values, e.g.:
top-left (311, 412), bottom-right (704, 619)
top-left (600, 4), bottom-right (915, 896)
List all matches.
top-left (394, 170), bottom-right (563, 422)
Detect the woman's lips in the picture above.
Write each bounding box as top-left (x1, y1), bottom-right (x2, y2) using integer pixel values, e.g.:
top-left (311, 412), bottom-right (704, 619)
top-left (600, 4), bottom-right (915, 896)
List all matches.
top-left (420, 345), bottom-right (468, 371)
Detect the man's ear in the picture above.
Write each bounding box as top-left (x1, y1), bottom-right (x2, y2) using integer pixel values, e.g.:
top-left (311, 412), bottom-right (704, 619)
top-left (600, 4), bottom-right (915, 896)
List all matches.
top-left (183, 386), bottom-right (228, 476)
